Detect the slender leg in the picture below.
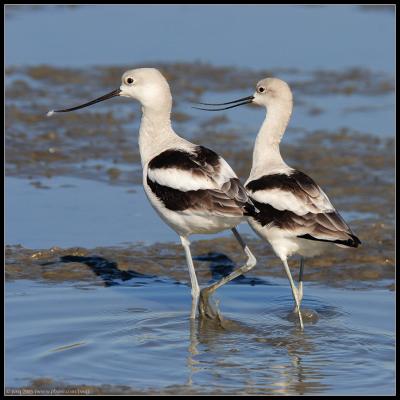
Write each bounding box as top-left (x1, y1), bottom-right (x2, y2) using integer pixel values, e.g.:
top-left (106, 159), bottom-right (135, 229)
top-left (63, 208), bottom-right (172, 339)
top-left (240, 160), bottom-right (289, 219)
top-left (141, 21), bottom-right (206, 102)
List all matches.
top-left (180, 236), bottom-right (200, 319)
top-left (282, 258), bottom-right (304, 330)
top-left (199, 227), bottom-right (257, 317)
top-left (298, 257), bottom-right (304, 306)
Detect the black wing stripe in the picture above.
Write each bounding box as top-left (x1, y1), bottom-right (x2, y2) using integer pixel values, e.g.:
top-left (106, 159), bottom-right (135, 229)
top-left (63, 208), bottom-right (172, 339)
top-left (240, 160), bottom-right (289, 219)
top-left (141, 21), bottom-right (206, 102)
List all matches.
top-left (147, 176), bottom-right (252, 216)
top-left (246, 171), bottom-right (317, 194)
top-left (297, 233), bottom-right (361, 248)
top-left (251, 199), bottom-right (360, 248)
top-left (148, 147), bottom-right (256, 216)
top-left (148, 146), bottom-right (220, 176)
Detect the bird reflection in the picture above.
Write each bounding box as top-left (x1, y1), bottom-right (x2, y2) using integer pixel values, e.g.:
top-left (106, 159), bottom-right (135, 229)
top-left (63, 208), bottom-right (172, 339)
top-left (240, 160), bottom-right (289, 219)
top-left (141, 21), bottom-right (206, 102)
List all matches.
top-left (185, 312), bottom-right (329, 395)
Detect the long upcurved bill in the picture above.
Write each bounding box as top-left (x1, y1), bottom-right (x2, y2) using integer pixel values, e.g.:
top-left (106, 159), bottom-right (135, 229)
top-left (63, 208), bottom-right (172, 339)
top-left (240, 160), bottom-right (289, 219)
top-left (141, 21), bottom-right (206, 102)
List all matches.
top-left (192, 95), bottom-right (254, 111)
top-left (47, 88), bottom-right (121, 116)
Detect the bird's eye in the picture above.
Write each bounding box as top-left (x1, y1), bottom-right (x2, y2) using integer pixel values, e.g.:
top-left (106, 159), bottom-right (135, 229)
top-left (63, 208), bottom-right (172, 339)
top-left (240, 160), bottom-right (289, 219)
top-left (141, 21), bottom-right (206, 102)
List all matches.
top-left (258, 87), bottom-right (265, 93)
top-left (126, 77), bottom-right (134, 84)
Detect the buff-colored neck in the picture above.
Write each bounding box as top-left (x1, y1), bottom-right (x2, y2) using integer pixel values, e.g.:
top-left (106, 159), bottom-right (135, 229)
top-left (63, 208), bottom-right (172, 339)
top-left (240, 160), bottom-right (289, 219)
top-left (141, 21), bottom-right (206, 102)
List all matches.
top-left (138, 104), bottom-right (180, 167)
top-left (248, 101), bottom-right (293, 180)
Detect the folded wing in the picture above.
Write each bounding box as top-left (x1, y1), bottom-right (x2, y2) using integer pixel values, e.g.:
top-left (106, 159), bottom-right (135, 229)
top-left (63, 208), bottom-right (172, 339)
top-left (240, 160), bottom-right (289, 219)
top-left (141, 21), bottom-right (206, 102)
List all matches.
top-left (246, 170), bottom-right (360, 247)
top-left (147, 146), bottom-right (256, 217)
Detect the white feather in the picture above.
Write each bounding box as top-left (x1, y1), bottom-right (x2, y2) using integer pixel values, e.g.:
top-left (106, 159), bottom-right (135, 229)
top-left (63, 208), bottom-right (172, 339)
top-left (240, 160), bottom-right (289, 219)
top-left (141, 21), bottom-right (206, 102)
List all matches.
top-left (214, 157), bottom-right (238, 185)
top-left (147, 155), bottom-right (236, 192)
top-left (249, 187), bottom-right (334, 215)
top-left (147, 167), bottom-right (217, 191)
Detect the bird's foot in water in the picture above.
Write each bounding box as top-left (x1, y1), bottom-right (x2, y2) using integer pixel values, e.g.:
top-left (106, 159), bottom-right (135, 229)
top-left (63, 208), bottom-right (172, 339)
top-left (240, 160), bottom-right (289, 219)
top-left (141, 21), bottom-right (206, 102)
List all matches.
top-left (198, 287), bottom-right (222, 321)
top-left (288, 307), bottom-right (319, 325)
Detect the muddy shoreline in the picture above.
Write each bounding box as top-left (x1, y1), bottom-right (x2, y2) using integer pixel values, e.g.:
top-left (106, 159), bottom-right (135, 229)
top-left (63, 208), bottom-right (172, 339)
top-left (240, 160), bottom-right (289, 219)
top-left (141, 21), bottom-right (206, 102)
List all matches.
top-left (5, 226), bottom-right (394, 289)
top-left (5, 63), bottom-right (395, 290)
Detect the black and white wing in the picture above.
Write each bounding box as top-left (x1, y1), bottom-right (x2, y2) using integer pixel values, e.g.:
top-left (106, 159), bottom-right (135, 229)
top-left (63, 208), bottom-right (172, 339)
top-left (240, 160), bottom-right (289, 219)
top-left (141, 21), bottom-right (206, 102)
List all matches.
top-left (246, 170), bottom-right (361, 247)
top-left (146, 145), bottom-right (257, 217)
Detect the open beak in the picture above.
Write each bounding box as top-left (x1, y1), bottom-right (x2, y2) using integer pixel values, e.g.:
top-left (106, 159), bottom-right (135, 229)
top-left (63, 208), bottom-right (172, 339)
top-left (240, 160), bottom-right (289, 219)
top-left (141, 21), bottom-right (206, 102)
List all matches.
top-left (47, 88), bottom-right (121, 116)
top-left (192, 95), bottom-right (254, 111)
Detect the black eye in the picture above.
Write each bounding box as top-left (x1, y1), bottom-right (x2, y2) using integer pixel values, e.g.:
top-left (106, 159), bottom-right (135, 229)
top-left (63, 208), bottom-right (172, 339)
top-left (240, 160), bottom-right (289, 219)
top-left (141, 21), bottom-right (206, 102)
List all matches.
top-left (258, 87), bottom-right (265, 93)
top-left (127, 77), bottom-right (134, 84)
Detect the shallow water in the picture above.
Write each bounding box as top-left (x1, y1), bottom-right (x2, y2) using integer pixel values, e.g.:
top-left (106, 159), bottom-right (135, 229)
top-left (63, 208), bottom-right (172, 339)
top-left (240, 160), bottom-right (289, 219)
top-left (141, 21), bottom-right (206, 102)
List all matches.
top-left (5, 176), bottom-right (256, 248)
top-left (5, 277), bottom-right (395, 395)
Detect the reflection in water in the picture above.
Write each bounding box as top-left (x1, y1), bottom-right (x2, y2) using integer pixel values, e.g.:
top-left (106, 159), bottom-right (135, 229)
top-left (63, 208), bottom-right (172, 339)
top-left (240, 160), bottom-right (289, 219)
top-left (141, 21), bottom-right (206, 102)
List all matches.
top-left (5, 243), bottom-right (395, 395)
top-left (187, 319), bottom-right (200, 387)
top-left (6, 277), bottom-right (394, 395)
top-left (44, 250), bottom-right (376, 394)
top-left (186, 311), bottom-right (329, 395)
top-left (254, 327), bottom-right (324, 395)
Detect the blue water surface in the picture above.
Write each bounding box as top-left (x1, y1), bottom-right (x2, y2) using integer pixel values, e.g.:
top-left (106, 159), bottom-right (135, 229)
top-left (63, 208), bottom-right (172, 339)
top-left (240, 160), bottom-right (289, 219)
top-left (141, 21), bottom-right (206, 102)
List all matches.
top-left (5, 5), bottom-right (395, 73)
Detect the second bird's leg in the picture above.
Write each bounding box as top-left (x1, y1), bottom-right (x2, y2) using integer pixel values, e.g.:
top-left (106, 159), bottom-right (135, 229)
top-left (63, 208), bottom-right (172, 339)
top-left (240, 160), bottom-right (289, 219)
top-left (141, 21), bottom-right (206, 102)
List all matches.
top-left (199, 227), bottom-right (257, 318)
top-left (297, 257), bottom-right (305, 307)
top-left (282, 258), bottom-right (304, 330)
top-left (180, 236), bottom-right (200, 319)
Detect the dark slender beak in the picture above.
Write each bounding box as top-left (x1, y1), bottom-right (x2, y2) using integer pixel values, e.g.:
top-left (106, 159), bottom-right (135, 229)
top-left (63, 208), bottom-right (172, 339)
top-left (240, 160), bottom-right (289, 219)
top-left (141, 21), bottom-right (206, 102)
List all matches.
top-left (47, 88), bottom-right (121, 116)
top-left (192, 95), bottom-right (254, 111)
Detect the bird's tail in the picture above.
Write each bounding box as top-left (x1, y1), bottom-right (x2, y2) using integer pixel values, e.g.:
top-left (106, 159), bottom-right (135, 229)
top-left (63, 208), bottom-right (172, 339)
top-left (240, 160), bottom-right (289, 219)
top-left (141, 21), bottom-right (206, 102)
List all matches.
top-left (243, 201), bottom-right (259, 218)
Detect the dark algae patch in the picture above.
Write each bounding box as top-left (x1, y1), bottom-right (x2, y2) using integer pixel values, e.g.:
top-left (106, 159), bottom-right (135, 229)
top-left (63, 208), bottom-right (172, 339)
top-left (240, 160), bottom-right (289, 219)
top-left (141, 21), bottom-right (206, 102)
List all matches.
top-left (5, 227), bottom-right (394, 289)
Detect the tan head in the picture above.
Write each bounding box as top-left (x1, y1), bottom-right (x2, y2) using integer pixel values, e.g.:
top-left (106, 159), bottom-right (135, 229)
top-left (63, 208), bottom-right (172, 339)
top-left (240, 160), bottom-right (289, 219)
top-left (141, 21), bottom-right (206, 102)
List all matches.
top-left (119, 68), bottom-right (172, 111)
top-left (252, 78), bottom-right (293, 108)
top-left (47, 67), bottom-right (172, 116)
top-left (192, 76), bottom-right (292, 112)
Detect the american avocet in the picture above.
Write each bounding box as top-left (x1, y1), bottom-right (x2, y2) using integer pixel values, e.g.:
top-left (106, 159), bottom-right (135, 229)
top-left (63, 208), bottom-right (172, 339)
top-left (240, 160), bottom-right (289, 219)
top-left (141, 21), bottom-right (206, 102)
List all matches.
top-left (47, 68), bottom-right (258, 319)
top-left (195, 77), bottom-right (361, 329)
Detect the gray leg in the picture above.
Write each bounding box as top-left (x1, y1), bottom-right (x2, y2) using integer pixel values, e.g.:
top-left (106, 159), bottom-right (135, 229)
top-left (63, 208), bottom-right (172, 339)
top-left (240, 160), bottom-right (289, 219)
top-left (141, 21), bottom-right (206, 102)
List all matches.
top-left (282, 258), bottom-right (304, 330)
top-left (298, 257), bottom-right (304, 306)
top-left (180, 236), bottom-right (200, 319)
top-left (199, 227), bottom-right (257, 317)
